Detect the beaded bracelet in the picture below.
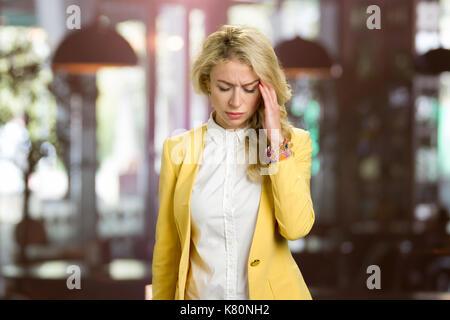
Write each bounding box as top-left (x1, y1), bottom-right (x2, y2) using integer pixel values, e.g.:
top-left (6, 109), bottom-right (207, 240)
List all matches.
top-left (266, 138), bottom-right (293, 164)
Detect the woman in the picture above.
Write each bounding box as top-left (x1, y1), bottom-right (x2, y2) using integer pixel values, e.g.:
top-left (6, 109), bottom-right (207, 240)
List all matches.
top-left (151, 25), bottom-right (315, 300)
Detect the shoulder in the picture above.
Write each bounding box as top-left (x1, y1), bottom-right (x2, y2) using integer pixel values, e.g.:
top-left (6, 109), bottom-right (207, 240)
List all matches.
top-left (289, 126), bottom-right (313, 158)
top-left (162, 124), bottom-right (206, 166)
top-left (163, 124), bottom-right (206, 150)
top-left (290, 127), bottom-right (311, 144)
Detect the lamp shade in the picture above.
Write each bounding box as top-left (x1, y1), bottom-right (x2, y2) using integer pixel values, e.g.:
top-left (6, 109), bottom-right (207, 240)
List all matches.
top-left (275, 36), bottom-right (334, 79)
top-left (52, 17), bottom-right (138, 74)
top-left (415, 47), bottom-right (450, 75)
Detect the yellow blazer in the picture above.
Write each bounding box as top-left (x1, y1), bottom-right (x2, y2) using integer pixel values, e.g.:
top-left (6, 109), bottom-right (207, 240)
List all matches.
top-left (151, 123), bottom-right (315, 300)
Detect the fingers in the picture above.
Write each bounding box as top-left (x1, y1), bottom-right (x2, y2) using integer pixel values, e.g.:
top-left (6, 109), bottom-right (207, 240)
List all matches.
top-left (259, 81), bottom-right (277, 110)
top-left (259, 82), bottom-right (269, 107)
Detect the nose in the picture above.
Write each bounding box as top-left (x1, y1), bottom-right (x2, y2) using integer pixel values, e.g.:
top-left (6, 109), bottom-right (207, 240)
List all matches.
top-left (229, 87), bottom-right (241, 108)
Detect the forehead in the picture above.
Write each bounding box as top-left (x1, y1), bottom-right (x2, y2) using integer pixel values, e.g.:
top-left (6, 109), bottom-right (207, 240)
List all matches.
top-left (210, 58), bottom-right (258, 84)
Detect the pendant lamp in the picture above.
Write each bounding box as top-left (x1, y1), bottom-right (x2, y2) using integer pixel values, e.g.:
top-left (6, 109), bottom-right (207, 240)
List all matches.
top-left (415, 47), bottom-right (450, 75)
top-left (52, 15), bottom-right (138, 74)
top-left (274, 36), bottom-right (339, 79)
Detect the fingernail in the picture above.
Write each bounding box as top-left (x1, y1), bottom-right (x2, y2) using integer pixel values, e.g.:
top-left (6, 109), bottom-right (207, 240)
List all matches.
top-left (260, 82), bottom-right (264, 87)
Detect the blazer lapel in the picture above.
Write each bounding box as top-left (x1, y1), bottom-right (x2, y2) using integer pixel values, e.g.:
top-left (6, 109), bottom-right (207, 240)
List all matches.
top-left (173, 124), bottom-right (207, 253)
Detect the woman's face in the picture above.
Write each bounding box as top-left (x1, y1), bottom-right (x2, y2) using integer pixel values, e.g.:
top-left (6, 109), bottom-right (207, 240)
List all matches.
top-left (208, 58), bottom-right (261, 130)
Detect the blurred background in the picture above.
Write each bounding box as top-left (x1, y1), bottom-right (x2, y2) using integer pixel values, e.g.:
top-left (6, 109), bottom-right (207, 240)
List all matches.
top-left (0, 0), bottom-right (449, 300)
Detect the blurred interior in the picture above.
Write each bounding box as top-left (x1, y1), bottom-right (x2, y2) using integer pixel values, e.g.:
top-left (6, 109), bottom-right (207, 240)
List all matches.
top-left (0, 0), bottom-right (450, 300)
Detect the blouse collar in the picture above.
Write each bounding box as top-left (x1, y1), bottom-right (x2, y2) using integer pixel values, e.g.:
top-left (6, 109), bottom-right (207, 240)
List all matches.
top-left (206, 110), bottom-right (251, 145)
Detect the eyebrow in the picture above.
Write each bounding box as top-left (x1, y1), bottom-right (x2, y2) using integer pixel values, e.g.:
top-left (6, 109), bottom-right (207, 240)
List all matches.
top-left (217, 79), bottom-right (260, 87)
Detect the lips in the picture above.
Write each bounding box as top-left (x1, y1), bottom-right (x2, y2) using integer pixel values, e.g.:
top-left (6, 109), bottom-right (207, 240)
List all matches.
top-left (226, 112), bottom-right (244, 119)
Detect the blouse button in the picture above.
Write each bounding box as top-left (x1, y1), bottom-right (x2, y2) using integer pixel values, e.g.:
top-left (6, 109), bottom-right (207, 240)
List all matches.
top-left (250, 259), bottom-right (260, 267)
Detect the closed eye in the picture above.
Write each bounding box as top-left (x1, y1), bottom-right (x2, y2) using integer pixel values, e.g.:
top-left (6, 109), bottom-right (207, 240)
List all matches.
top-left (218, 85), bottom-right (257, 93)
top-left (244, 86), bottom-right (258, 94)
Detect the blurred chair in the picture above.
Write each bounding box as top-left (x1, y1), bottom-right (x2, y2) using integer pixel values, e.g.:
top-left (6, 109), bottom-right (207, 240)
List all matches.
top-left (425, 256), bottom-right (450, 292)
top-left (14, 216), bottom-right (47, 263)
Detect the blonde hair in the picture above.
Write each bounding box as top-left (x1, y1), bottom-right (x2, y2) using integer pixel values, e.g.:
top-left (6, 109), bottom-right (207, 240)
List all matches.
top-left (191, 24), bottom-right (295, 183)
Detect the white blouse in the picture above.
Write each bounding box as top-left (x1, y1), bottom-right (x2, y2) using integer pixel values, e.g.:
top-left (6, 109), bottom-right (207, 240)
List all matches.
top-left (185, 111), bottom-right (262, 300)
